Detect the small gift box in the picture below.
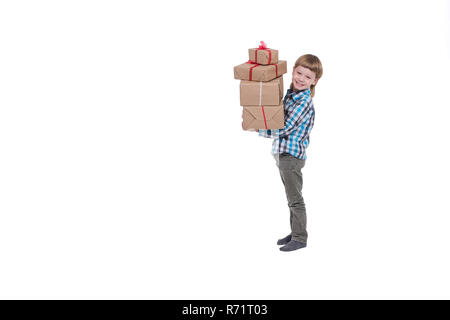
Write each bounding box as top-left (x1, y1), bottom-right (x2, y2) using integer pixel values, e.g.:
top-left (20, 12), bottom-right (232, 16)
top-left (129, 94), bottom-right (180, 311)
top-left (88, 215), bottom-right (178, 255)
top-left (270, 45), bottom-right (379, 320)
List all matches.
top-left (248, 41), bottom-right (279, 65)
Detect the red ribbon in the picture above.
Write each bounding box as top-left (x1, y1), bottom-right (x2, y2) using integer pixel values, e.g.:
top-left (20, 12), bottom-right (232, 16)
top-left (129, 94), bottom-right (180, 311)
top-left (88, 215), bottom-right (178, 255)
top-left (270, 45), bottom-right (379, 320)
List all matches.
top-left (246, 60), bottom-right (259, 81)
top-left (261, 105), bottom-right (268, 129)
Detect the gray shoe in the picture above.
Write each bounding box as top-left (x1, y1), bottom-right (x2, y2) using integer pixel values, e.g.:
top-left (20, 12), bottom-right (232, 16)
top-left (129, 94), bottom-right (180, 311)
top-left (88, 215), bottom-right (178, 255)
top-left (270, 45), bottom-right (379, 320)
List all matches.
top-left (279, 240), bottom-right (307, 252)
top-left (277, 235), bottom-right (292, 245)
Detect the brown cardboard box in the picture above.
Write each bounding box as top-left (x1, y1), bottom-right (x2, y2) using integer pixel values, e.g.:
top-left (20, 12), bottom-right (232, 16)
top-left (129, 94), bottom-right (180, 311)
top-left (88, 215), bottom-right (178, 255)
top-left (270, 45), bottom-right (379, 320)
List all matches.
top-left (240, 76), bottom-right (283, 106)
top-left (242, 102), bottom-right (285, 130)
top-left (234, 60), bottom-right (287, 82)
top-left (248, 48), bottom-right (278, 65)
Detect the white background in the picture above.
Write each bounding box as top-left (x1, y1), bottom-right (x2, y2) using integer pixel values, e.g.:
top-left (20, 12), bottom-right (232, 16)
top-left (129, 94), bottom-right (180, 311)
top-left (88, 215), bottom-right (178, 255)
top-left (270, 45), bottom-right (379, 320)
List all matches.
top-left (1, 0), bottom-right (450, 299)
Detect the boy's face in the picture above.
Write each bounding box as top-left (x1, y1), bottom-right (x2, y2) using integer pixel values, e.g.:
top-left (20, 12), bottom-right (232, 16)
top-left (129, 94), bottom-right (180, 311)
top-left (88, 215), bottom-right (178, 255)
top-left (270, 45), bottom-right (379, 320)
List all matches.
top-left (292, 65), bottom-right (317, 91)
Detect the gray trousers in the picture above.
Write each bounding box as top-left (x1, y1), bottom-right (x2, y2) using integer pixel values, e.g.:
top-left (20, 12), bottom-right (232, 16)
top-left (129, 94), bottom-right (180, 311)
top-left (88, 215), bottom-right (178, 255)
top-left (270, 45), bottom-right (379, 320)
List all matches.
top-left (274, 153), bottom-right (307, 243)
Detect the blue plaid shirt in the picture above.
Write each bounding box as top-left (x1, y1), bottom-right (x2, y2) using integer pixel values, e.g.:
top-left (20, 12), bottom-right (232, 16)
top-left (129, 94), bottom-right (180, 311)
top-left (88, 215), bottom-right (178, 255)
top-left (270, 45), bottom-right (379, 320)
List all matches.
top-left (258, 88), bottom-right (315, 160)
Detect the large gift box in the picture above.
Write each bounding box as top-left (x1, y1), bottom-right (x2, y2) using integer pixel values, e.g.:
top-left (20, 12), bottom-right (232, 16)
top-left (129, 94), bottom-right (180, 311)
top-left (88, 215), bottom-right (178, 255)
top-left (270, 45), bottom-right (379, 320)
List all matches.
top-left (241, 103), bottom-right (285, 130)
top-left (248, 41), bottom-right (278, 65)
top-left (240, 76), bottom-right (283, 106)
top-left (234, 60), bottom-right (287, 82)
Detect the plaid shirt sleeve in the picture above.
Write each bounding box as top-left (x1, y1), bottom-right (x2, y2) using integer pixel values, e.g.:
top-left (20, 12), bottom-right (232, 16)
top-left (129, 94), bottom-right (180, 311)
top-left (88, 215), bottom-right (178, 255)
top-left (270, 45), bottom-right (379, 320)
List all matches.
top-left (258, 95), bottom-right (311, 139)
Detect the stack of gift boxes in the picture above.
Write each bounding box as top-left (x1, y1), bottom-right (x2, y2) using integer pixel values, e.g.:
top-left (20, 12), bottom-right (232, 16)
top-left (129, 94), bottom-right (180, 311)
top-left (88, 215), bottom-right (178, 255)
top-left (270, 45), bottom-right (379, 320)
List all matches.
top-left (234, 41), bottom-right (287, 130)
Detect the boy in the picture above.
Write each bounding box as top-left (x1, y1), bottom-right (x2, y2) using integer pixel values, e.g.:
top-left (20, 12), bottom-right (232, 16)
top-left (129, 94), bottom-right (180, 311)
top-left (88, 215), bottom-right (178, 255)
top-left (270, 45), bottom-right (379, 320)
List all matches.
top-left (259, 54), bottom-right (323, 252)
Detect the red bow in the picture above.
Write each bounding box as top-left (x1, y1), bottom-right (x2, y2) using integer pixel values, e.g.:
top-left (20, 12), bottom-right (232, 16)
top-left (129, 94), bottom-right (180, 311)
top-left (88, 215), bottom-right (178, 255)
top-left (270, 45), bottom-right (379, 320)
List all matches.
top-left (258, 41), bottom-right (267, 49)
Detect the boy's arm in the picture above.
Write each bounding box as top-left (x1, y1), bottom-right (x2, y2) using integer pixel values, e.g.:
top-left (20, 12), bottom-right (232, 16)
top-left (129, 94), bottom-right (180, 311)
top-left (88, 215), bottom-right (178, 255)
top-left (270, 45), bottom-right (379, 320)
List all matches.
top-left (258, 97), bottom-right (311, 139)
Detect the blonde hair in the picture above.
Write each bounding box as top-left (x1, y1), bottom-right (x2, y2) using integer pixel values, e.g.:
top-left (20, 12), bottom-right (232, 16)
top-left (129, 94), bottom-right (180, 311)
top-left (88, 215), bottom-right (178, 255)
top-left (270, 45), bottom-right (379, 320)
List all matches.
top-left (290, 54), bottom-right (323, 97)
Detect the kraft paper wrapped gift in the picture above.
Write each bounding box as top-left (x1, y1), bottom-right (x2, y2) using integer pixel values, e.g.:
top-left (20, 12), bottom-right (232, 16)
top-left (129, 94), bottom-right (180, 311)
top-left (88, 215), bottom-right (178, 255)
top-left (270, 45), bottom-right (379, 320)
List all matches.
top-left (240, 76), bottom-right (283, 106)
top-left (234, 60), bottom-right (287, 82)
top-left (248, 47), bottom-right (279, 65)
top-left (242, 103), bottom-right (285, 130)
